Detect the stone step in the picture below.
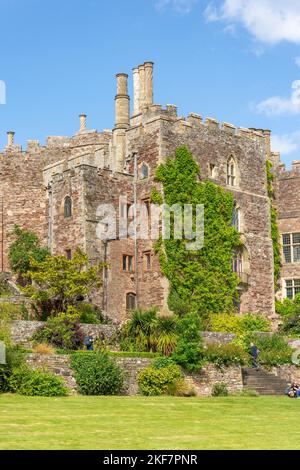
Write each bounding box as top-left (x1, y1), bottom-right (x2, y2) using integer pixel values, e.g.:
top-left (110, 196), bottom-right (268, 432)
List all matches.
top-left (242, 367), bottom-right (287, 396)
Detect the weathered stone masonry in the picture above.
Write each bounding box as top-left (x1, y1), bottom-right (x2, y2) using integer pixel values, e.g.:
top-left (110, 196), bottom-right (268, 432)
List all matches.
top-left (1, 60), bottom-right (293, 322)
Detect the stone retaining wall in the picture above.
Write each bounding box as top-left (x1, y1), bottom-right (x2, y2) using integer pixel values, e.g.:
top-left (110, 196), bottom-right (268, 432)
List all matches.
top-left (24, 352), bottom-right (300, 396)
top-left (11, 320), bottom-right (116, 345)
top-left (12, 320), bottom-right (237, 347)
top-left (25, 353), bottom-right (152, 396)
top-left (187, 365), bottom-right (244, 396)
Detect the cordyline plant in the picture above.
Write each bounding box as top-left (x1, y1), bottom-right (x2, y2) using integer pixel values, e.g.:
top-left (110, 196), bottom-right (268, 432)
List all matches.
top-left (24, 248), bottom-right (103, 318)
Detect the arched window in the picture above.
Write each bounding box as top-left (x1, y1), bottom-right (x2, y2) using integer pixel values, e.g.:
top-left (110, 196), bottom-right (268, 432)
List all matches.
top-left (126, 292), bottom-right (136, 311)
top-left (227, 157), bottom-right (236, 187)
top-left (140, 163), bottom-right (149, 179)
top-left (232, 205), bottom-right (240, 231)
top-left (64, 196), bottom-right (72, 218)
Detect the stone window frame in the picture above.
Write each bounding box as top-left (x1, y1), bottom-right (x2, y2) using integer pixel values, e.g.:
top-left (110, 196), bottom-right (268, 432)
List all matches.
top-left (140, 162), bottom-right (150, 180)
top-left (126, 292), bottom-right (136, 311)
top-left (143, 251), bottom-right (152, 271)
top-left (63, 195), bottom-right (72, 219)
top-left (282, 233), bottom-right (300, 264)
top-left (209, 163), bottom-right (217, 179)
top-left (122, 254), bottom-right (134, 273)
top-left (284, 278), bottom-right (300, 300)
top-left (232, 204), bottom-right (240, 232)
top-left (226, 156), bottom-right (239, 188)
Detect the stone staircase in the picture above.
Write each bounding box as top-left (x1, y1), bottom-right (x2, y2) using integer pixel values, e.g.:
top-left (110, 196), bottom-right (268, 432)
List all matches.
top-left (242, 367), bottom-right (287, 396)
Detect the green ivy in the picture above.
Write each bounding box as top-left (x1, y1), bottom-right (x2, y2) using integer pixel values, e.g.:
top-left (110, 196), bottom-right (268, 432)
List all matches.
top-left (266, 161), bottom-right (281, 287)
top-left (152, 146), bottom-right (242, 321)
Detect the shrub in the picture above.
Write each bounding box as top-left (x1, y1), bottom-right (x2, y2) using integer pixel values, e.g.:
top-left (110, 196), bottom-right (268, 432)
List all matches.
top-left (138, 364), bottom-right (182, 396)
top-left (120, 308), bottom-right (158, 352)
top-left (0, 346), bottom-right (24, 393)
top-left (76, 303), bottom-right (103, 324)
top-left (152, 356), bottom-right (175, 369)
top-left (210, 313), bottom-right (271, 336)
top-left (71, 351), bottom-right (124, 395)
top-left (280, 314), bottom-right (300, 336)
top-left (33, 312), bottom-right (84, 350)
top-left (167, 378), bottom-right (197, 397)
top-left (172, 313), bottom-right (204, 371)
top-left (153, 315), bottom-right (178, 356)
top-left (33, 343), bottom-right (55, 355)
top-left (204, 343), bottom-right (249, 368)
top-left (8, 366), bottom-right (68, 396)
top-left (211, 382), bottom-right (228, 397)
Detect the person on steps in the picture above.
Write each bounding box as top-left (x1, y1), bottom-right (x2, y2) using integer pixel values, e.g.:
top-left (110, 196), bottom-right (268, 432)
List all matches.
top-left (250, 342), bottom-right (260, 370)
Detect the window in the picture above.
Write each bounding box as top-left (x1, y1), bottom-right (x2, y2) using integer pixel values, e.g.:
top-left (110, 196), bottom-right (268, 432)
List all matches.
top-left (65, 249), bottom-right (72, 260)
top-left (227, 157), bottom-right (236, 187)
top-left (120, 202), bottom-right (133, 220)
top-left (232, 205), bottom-right (240, 231)
top-left (122, 254), bottom-right (133, 272)
top-left (143, 251), bottom-right (151, 271)
top-left (282, 233), bottom-right (300, 263)
top-left (285, 279), bottom-right (300, 300)
top-left (126, 292), bottom-right (136, 310)
top-left (64, 196), bottom-right (72, 218)
top-left (140, 163), bottom-right (149, 179)
top-left (232, 251), bottom-right (243, 275)
top-left (209, 164), bottom-right (216, 178)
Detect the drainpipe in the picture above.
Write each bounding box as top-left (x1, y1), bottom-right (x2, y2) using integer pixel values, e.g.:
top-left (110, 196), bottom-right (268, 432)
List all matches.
top-left (1, 195), bottom-right (3, 272)
top-left (103, 240), bottom-right (108, 313)
top-left (47, 184), bottom-right (53, 253)
top-left (133, 152), bottom-right (139, 307)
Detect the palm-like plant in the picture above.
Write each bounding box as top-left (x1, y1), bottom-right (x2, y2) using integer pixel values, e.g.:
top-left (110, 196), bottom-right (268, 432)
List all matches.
top-left (125, 308), bottom-right (157, 352)
top-left (154, 315), bottom-right (179, 356)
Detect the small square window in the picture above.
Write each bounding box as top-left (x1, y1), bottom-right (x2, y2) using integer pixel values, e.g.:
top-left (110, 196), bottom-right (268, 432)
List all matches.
top-left (293, 233), bottom-right (300, 244)
top-left (282, 234), bottom-right (291, 245)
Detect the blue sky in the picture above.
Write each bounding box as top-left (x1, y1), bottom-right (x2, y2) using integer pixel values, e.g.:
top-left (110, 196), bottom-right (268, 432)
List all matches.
top-left (1, 0), bottom-right (300, 167)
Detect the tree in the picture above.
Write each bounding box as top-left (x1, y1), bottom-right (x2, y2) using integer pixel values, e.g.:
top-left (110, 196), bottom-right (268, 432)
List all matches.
top-left (8, 225), bottom-right (49, 283)
top-left (25, 248), bottom-right (102, 318)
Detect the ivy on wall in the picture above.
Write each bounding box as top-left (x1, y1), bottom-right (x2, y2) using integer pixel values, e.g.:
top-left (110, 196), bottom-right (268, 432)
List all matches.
top-left (266, 160), bottom-right (281, 288)
top-left (151, 146), bottom-right (242, 322)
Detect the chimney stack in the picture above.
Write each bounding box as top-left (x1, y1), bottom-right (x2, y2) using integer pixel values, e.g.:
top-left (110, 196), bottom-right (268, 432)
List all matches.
top-left (132, 68), bottom-right (140, 115)
top-left (79, 114), bottom-right (87, 132)
top-left (7, 131), bottom-right (15, 146)
top-left (132, 62), bottom-right (154, 114)
top-left (144, 61), bottom-right (154, 107)
top-left (115, 73), bottom-right (130, 129)
top-left (112, 73), bottom-right (130, 172)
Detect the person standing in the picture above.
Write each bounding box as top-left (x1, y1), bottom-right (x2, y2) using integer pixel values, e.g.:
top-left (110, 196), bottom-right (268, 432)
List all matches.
top-left (250, 342), bottom-right (260, 370)
top-left (84, 331), bottom-right (94, 351)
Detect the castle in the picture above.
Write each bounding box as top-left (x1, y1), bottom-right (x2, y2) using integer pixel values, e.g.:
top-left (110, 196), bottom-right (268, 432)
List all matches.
top-left (0, 61), bottom-right (296, 323)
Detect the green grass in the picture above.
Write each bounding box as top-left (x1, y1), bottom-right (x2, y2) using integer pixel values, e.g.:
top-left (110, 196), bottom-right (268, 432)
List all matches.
top-left (0, 394), bottom-right (299, 450)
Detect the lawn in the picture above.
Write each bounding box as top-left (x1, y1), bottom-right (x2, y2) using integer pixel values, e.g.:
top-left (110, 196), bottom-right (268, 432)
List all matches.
top-left (0, 394), bottom-right (299, 450)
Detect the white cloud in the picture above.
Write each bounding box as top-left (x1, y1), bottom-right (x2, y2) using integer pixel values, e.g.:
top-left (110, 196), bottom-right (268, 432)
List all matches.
top-left (272, 131), bottom-right (300, 155)
top-left (255, 81), bottom-right (300, 116)
top-left (155, 0), bottom-right (197, 14)
top-left (204, 0), bottom-right (300, 45)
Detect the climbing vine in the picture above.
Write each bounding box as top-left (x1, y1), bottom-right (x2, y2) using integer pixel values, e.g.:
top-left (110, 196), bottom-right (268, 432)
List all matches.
top-left (266, 160), bottom-right (281, 288)
top-left (151, 146), bottom-right (242, 322)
